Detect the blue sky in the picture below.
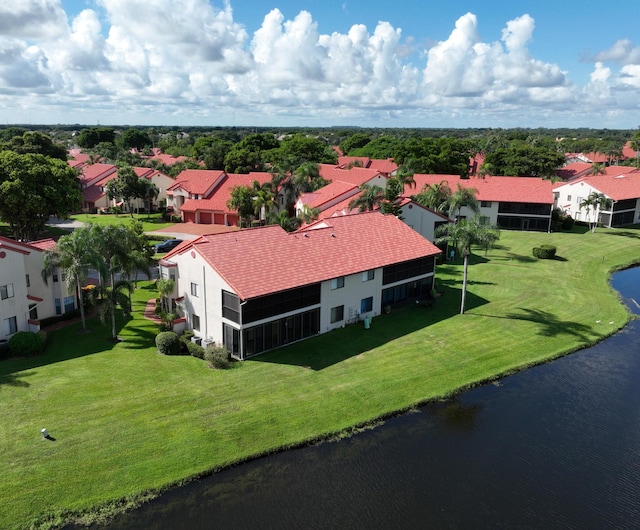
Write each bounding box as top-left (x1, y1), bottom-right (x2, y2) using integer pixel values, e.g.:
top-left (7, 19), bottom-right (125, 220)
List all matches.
top-left (2, 0), bottom-right (640, 128)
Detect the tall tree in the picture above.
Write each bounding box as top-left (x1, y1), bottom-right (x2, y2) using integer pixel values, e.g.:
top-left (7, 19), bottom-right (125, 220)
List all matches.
top-left (104, 166), bottom-right (146, 217)
top-left (227, 185), bottom-right (254, 227)
top-left (0, 151), bottom-right (82, 241)
top-left (3, 131), bottom-right (68, 161)
top-left (435, 216), bottom-right (500, 314)
top-left (41, 228), bottom-right (98, 331)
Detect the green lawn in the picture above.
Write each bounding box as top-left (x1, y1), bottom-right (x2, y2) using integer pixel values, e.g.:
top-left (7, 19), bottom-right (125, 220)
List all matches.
top-left (71, 212), bottom-right (175, 232)
top-left (1, 227), bottom-right (640, 529)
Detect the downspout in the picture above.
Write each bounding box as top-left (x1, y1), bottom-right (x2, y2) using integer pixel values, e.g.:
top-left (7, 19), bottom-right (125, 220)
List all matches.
top-left (547, 204), bottom-right (552, 233)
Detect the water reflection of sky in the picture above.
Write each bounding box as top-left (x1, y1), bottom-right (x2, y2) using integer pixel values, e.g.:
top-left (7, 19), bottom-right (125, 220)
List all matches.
top-left (610, 267), bottom-right (640, 315)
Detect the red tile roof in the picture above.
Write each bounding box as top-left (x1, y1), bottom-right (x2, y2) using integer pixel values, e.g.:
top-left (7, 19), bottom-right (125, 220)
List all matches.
top-left (0, 235), bottom-right (56, 252)
top-left (368, 158), bottom-right (398, 174)
top-left (73, 163), bottom-right (117, 187)
top-left (168, 170), bottom-right (226, 197)
top-left (167, 211), bottom-right (441, 300)
top-left (179, 172), bottom-right (273, 213)
top-left (297, 180), bottom-right (359, 211)
top-left (411, 175), bottom-right (554, 204)
top-left (555, 162), bottom-right (594, 181)
top-left (319, 164), bottom-right (385, 187)
top-left (567, 171), bottom-right (640, 201)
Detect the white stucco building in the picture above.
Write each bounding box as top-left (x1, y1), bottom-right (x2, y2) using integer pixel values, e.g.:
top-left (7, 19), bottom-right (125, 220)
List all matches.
top-left (159, 211), bottom-right (442, 360)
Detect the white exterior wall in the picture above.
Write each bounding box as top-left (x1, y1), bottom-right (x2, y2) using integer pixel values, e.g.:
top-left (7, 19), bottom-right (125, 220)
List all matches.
top-left (23, 251), bottom-right (65, 321)
top-left (399, 204), bottom-right (447, 242)
top-left (554, 181), bottom-right (600, 220)
top-left (320, 269), bottom-right (381, 333)
top-left (168, 250), bottom-right (233, 346)
top-left (0, 245), bottom-right (75, 340)
top-left (477, 202), bottom-right (500, 224)
top-left (0, 250), bottom-right (30, 340)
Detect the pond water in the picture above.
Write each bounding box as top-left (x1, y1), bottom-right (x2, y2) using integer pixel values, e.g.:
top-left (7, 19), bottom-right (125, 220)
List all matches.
top-left (87, 268), bottom-right (640, 529)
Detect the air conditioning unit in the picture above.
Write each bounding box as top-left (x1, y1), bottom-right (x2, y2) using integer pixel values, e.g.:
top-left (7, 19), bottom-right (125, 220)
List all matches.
top-left (191, 336), bottom-right (202, 346)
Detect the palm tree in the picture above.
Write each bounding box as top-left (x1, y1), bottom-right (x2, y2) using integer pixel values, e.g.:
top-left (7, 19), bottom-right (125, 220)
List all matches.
top-left (588, 163), bottom-right (606, 176)
top-left (446, 184), bottom-right (480, 222)
top-left (41, 228), bottom-right (97, 331)
top-left (156, 278), bottom-right (175, 314)
top-left (293, 162), bottom-right (327, 192)
top-left (394, 167), bottom-right (417, 195)
top-left (297, 204), bottom-right (319, 225)
top-left (413, 180), bottom-right (452, 212)
top-left (348, 184), bottom-right (385, 212)
top-left (250, 181), bottom-right (274, 224)
top-left (139, 178), bottom-right (159, 219)
top-left (89, 224), bottom-right (132, 341)
top-left (435, 216), bottom-right (500, 314)
top-left (579, 192), bottom-right (611, 232)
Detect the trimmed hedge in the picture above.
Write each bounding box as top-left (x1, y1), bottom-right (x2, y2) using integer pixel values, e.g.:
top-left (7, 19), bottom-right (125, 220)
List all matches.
top-left (533, 245), bottom-right (557, 259)
top-left (155, 331), bottom-right (182, 355)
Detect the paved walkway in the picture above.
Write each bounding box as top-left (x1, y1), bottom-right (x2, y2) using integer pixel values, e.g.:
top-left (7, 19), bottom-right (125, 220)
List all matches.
top-left (143, 299), bottom-right (161, 324)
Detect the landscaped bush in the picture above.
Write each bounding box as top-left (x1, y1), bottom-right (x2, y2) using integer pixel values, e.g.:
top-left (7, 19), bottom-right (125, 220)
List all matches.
top-left (186, 341), bottom-right (205, 359)
top-left (8, 331), bottom-right (45, 357)
top-left (204, 343), bottom-right (232, 369)
top-left (532, 245), bottom-right (557, 259)
top-left (155, 331), bottom-right (182, 355)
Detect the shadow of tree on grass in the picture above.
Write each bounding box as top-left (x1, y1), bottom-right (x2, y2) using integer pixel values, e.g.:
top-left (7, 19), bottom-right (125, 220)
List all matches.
top-left (473, 307), bottom-right (596, 342)
top-left (252, 284), bottom-right (489, 371)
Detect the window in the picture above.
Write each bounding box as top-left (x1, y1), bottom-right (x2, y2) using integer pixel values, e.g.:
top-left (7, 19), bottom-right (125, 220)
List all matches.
top-left (567, 195), bottom-right (572, 201)
top-left (330, 305), bottom-right (344, 323)
top-left (0, 283), bottom-right (14, 300)
top-left (3, 316), bottom-right (17, 335)
top-left (192, 314), bottom-right (200, 331)
top-left (53, 272), bottom-right (59, 283)
top-left (190, 282), bottom-right (199, 297)
top-left (29, 304), bottom-right (38, 320)
top-left (25, 274), bottom-right (30, 288)
top-left (55, 298), bottom-right (61, 315)
top-left (331, 277), bottom-right (345, 290)
top-left (362, 269), bottom-right (374, 282)
top-left (169, 270), bottom-right (176, 281)
top-left (64, 296), bottom-right (75, 313)
top-left (481, 201), bottom-right (492, 207)
top-left (360, 297), bottom-right (373, 313)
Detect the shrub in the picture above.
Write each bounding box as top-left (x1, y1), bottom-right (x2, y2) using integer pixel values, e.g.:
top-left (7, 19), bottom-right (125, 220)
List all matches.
top-left (204, 343), bottom-right (232, 369)
top-left (8, 331), bottom-right (45, 357)
top-left (561, 215), bottom-right (575, 231)
top-left (532, 245), bottom-right (557, 259)
top-left (186, 341), bottom-right (205, 359)
top-left (155, 331), bottom-right (182, 355)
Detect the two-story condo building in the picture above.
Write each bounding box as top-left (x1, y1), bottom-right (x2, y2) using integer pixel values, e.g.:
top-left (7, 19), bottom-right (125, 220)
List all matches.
top-left (159, 211), bottom-right (441, 360)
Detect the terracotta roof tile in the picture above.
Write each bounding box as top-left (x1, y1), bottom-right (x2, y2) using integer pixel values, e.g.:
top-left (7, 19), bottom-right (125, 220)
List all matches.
top-left (168, 169), bottom-right (226, 196)
top-left (168, 211), bottom-right (440, 300)
top-left (412, 175), bottom-right (553, 204)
